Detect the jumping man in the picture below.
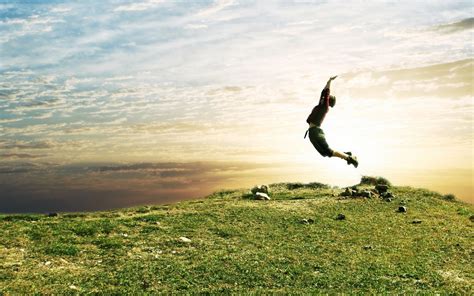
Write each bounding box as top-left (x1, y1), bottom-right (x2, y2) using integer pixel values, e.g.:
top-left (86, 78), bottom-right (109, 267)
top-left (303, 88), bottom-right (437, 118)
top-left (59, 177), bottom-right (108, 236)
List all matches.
top-left (304, 76), bottom-right (359, 167)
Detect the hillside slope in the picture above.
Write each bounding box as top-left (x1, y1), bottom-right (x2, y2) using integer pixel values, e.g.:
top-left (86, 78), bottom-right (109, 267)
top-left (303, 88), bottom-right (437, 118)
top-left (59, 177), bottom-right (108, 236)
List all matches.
top-left (1, 182), bottom-right (473, 294)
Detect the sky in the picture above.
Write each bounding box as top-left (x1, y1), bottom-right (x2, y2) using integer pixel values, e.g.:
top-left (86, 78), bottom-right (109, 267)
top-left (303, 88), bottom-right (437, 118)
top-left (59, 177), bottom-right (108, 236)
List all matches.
top-left (0, 0), bottom-right (472, 212)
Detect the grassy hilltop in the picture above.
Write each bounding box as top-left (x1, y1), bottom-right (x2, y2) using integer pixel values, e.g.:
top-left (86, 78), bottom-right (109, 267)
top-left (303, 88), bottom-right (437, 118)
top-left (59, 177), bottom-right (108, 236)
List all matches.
top-left (1, 179), bottom-right (473, 294)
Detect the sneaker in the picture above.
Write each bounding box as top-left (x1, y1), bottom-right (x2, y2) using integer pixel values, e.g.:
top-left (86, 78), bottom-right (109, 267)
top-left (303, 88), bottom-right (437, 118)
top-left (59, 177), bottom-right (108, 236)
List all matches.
top-left (347, 155), bottom-right (358, 168)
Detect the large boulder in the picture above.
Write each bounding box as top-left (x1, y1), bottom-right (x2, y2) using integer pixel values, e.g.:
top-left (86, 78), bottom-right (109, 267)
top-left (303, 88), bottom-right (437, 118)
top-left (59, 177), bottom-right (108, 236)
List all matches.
top-left (251, 185), bottom-right (269, 195)
top-left (250, 185), bottom-right (271, 200)
top-left (254, 192), bottom-right (271, 200)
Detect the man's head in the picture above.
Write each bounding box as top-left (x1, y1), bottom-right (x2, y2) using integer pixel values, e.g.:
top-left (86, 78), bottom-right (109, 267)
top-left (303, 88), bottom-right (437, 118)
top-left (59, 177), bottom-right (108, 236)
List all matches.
top-left (329, 95), bottom-right (336, 108)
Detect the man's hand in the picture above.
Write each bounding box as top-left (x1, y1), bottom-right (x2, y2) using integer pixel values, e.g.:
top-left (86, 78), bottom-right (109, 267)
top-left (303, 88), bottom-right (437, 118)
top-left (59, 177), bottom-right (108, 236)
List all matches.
top-left (324, 75), bottom-right (337, 90)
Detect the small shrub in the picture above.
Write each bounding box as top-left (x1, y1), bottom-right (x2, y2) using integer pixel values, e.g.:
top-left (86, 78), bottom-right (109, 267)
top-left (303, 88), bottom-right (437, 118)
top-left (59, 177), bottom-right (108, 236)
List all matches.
top-left (1, 214), bottom-right (41, 222)
top-left (99, 220), bottom-right (115, 234)
top-left (44, 243), bottom-right (79, 256)
top-left (135, 206), bottom-right (150, 214)
top-left (28, 226), bottom-right (45, 241)
top-left (208, 189), bottom-right (240, 199)
top-left (286, 183), bottom-right (305, 190)
top-left (306, 182), bottom-right (330, 189)
top-left (70, 220), bottom-right (114, 236)
top-left (140, 225), bottom-right (160, 234)
top-left (457, 208), bottom-right (470, 216)
top-left (63, 213), bottom-right (87, 219)
top-left (286, 182), bottom-right (329, 190)
top-left (94, 237), bottom-right (122, 250)
top-left (442, 194), bottom-right (456, 201)
top-left (134, 214), bottom-right (164, 223)
top-left (359, 176), bottom-right (391, 186)
top-left (241, 193), bottom-right (254, 199)
top-left (213, 228), bottom-right (232, 239)
top-left (72, 223), bottom-right (98, 236)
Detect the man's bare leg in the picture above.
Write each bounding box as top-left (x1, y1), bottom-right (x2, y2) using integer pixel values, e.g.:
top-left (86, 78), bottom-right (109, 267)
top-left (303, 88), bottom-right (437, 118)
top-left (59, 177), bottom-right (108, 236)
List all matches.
top-left (332, 150), bottom-right (348, 160)
top-left (333, 150), bottom-right (359, 168)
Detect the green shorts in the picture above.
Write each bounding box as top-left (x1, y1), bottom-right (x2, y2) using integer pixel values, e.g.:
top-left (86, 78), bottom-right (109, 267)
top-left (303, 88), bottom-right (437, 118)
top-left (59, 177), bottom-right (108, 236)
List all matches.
top-left (307, 126), bottom-right (333, 157)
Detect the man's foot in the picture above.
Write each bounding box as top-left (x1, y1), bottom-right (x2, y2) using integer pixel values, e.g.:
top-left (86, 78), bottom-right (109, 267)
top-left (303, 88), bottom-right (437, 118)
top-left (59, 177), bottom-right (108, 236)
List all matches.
top-left (346, 154), bottom-right (358, 168)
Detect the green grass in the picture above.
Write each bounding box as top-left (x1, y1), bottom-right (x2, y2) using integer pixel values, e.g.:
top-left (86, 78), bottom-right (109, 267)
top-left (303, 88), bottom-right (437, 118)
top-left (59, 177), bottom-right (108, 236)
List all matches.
top-left (0, 182), bottom-right (473, 294)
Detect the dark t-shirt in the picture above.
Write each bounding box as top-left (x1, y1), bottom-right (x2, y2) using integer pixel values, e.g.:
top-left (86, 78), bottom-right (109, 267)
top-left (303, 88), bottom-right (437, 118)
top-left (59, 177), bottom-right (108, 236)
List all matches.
top-left (306, 88), bottom-right (330, 126)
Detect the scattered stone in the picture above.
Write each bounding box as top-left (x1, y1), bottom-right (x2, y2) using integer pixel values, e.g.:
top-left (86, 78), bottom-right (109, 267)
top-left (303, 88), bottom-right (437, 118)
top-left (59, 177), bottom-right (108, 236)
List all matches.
top-left (300, 218), bottom-right (315, 224)
top-left (380, 191), bottom-right (395, 201)
top-left (336, 214), bottom-right (346, 220)
top-left (44, 261), bottom-right (52, 266)
top-left (69, 285), bottom-right (79, 291)
top-left (375, 184), bottom-right (389, 194)
top-left (179, 236), bottom-right (192, 243)
top-left (339, 184), bottom-right (396, 200)
top-left (47, 213), bottom-right (58, 217)
top-left (363, 245), bottom-right (373, 250)
top-left (412, 219), bottom-right (422, 224)
top-left (398, 206), bottom-right (407, 213)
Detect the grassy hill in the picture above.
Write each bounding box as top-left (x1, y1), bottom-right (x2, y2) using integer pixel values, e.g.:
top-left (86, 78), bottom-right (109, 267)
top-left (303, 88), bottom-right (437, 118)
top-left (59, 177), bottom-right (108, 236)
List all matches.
top-left (1, 179), bottom-right (473, 294)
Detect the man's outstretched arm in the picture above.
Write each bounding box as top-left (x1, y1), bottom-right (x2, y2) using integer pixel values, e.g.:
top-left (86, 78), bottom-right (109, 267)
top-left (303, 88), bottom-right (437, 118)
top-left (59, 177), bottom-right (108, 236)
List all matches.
top-left (324, 75), bottom-right (337, 90)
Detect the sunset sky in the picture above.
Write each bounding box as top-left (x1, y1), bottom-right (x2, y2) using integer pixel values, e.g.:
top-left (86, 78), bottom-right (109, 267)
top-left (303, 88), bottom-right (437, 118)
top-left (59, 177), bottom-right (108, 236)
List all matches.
top-left (0, 0), bottom-right (472, 212)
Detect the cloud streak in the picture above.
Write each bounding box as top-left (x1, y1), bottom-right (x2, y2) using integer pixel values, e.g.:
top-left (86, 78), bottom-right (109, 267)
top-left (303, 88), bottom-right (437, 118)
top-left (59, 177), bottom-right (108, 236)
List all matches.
top-left (434, 17), bottom-right (474, 33)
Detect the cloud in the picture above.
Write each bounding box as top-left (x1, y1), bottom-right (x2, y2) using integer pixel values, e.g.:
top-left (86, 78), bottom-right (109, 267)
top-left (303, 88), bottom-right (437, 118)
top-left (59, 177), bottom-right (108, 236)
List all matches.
top-left (195, 0), bottom-right (235, 17)
top-left (50, 7), bottom-right (72, 13)
top-left (0, 153), bottom-right (47, 159)
top-left (0, 118), bottom-right (22, 124)
top-left (185, 24), bottom-right (208, 30)
top-left (114, 0), bottom-right (164, 12)
top-left (0, 140), bottom-right (55, 149)
top-left (0, 162), bottom-right (41, 175)
top-left (0, 14), bottom-right (65, 43)
top-left (340, 59), bottom-right (473, 99)
top-left (435, 17), bottom-right (474, 33)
